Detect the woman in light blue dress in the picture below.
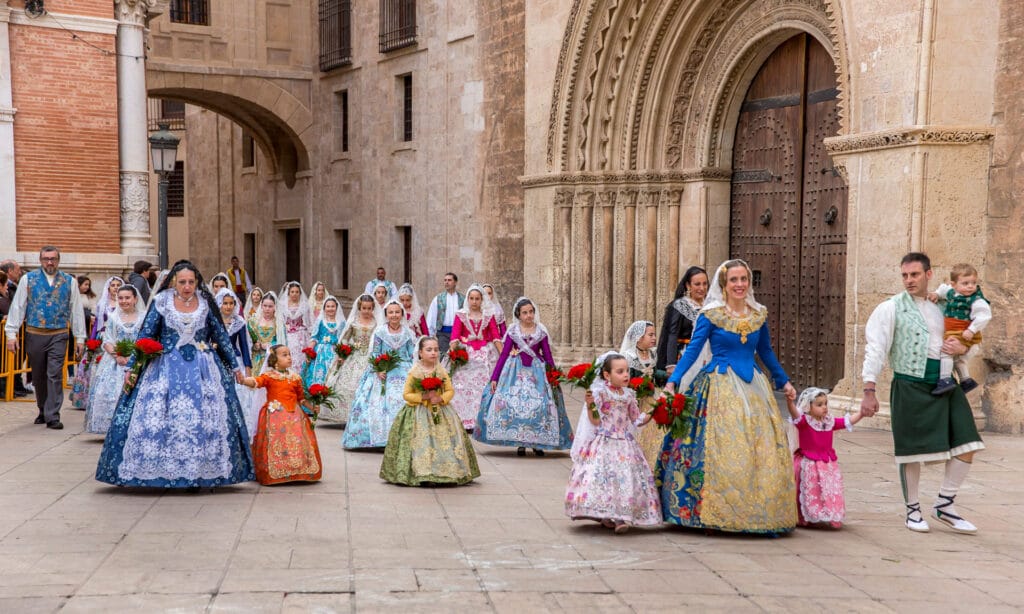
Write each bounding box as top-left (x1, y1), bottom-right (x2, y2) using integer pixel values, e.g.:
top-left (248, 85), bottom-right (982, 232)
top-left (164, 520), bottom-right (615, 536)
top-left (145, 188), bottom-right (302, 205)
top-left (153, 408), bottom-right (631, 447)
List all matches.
top-left (96, 261), bottom-right (255, 488)
top-left (85, 285), bottom-right (143, 435)
top-left (303, 296), bottom-right (345, 389)
top-left (474, 297), bottom-right (572, 456)
top-left (343, 300), bottom-right (416, 449)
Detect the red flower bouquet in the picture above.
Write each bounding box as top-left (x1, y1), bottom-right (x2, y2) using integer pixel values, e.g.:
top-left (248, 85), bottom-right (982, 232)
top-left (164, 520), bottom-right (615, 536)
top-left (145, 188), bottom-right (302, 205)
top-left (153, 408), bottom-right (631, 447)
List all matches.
top-left (334, 343), bottom-right (353, 360)
top-left (123, 338), bottom-right (165, 395)
top-left (83, 338), bottom-right (102, 366)
top-left (114, 339), bottom-right (135, 358)
top-left (372, 350), bottom-right (400, 395)
top-left (561, 362), bottom-right (598, 419)
top-left (446, 347), bottom-right (469, 377)
top-left (412, 374), bottom-right (446, 423)
top-left (85, 338), bottom-right (101, 351)
top-left (302, 347), bottom-right (317, 361)
top-left (629, 375), bottom-right (656, 401)
top-left (545, 368), bottom-right (563, 388)
top-left (304, 382), bottom-right (337, 423)
top-left (650, 392), bottom-right (696, 439)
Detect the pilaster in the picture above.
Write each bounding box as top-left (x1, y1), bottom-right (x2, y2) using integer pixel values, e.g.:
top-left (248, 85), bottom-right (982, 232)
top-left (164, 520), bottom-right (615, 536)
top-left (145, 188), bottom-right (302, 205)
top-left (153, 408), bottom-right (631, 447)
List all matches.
top-left (0, 3), bottom-right (16, 249)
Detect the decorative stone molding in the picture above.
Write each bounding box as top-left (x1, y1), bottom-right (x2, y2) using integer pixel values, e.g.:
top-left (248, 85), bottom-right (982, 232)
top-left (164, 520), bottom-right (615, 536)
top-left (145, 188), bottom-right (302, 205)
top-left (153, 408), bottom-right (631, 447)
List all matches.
top-left (521, 167), bottom-right (730, 188)
top-left (0, 107), bottom-right (14, 123)
top-left (8, 8), bottom-right (118, 35)
top-left (118, 171), bottom-right (150, 238)
top-left (116, 0), bottom-right (156, 27)
top-left (824, 126), bottom-right (994, 155)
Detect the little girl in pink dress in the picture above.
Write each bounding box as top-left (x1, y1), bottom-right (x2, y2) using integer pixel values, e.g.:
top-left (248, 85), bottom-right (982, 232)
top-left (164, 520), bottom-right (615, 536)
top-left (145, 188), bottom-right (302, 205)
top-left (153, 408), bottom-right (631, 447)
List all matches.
top-left (785, 387), bottom-right (864, 528)
top-left (565, 352), bottom-right (662, 533)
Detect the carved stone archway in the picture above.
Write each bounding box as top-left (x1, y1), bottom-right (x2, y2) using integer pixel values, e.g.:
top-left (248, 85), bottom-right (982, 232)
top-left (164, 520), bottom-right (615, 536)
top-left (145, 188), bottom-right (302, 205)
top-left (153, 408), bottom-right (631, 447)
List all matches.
top-left (524, 0), bottom-right (850, 360)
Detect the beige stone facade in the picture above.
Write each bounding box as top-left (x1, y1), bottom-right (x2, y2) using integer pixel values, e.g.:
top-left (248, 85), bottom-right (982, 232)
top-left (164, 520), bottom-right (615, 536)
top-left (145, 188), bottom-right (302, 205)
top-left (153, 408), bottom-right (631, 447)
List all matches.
top-left (147, 0), bottom-right (1023, 433)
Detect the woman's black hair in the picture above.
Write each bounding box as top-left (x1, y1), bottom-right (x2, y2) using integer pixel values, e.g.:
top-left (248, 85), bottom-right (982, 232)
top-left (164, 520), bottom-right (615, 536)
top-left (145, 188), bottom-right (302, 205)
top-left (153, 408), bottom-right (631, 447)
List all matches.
top-left (513, 297), bottom-right (535, 319)
top-left (77, 275), bottom-right (96, 299)
top-left (672, 266), bottom-right (708, 300)
top-left (160, 260), bottom-right (220, 321)
top-left (117, 284), bottom-right (140, 299)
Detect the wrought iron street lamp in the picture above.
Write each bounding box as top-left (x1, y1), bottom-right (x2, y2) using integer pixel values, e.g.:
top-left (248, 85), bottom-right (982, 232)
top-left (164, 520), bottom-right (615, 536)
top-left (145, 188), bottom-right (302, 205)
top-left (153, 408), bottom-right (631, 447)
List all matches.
top-left (148, 123), bottom-right (180, 269)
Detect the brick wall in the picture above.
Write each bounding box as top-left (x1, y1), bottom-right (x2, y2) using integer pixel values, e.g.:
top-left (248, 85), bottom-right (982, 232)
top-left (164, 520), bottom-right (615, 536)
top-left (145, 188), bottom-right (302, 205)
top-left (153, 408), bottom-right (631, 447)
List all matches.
top-left (10, 24), bottom-right (120, 253)
top-left (8, 0), bottom-right (113, 19)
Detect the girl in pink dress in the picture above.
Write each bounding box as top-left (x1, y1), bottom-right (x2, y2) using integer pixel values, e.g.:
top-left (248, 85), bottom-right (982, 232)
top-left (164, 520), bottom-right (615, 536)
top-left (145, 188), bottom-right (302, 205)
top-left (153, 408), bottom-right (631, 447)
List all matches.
top-left (565, 352), bottom-right (662, 533)
top-left (785, 387), bottom-right (864, 528)
top-left (448, 285), bottom-right (502, 430)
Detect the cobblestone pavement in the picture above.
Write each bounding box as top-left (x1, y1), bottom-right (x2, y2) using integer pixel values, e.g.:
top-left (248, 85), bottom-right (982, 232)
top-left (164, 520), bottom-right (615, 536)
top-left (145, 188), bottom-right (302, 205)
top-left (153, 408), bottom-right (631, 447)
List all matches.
top-left (0, 392), bottom-right (1021, 613)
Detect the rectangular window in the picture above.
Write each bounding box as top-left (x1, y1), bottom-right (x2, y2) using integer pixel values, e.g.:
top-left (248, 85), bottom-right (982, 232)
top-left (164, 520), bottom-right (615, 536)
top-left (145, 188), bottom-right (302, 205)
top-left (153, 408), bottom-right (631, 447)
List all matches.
top-left (242, 132), bottom-right (255, 168)
top-left (379, 0), bottom-right (417, 53)
top-left (167, 161), bottom-right (185, 217)
top-left (318, 0), bottom-right (352, 71)
top-left (161, 100), bottom-right (185, 120)
top-left (244, 233), bottom-right (257, 285)
top-left (170, 0), bottom-right (210, 26)
top-left (337, 229), bottom-right (350, 289)
top-left (401, 74), bottom-right (413, 142)
top-left (284, 228), bottom-right (301, 283)
top-left (399, 225), bottom-right (412, 283)
top-left (336, 90), bottom-right (349, 153)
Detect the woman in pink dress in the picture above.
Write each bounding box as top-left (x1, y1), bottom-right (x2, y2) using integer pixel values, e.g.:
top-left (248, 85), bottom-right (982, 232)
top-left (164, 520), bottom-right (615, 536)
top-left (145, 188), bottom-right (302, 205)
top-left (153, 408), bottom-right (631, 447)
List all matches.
top-left (278, 281), bottom-right (312, 372)
top-left (785, 387), bottom-right (864, 528)
top-left (447, 285), bottom-right (501, 430)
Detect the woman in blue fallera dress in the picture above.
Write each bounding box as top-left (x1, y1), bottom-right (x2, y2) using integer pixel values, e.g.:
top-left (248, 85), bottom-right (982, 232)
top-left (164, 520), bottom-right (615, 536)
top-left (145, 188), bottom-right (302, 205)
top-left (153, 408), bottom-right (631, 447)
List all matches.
top-left (343, 299), bottom-right (417, 449)
top-left (474, 297), bottom-right (572, 456)
top-left (85, 285), bottom-right (143, 435)
top-left (96, 261), bottom-right (255, 488)
top-left (658, 259), bottom-right (797, 534)
top-left (303, 296), bottom-right (345, 389)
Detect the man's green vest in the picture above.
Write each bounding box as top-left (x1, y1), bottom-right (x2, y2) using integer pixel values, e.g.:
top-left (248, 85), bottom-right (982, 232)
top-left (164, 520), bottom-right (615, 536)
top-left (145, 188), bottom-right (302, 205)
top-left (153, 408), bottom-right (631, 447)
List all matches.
top-left (890, 291), bottom-right (929, 378)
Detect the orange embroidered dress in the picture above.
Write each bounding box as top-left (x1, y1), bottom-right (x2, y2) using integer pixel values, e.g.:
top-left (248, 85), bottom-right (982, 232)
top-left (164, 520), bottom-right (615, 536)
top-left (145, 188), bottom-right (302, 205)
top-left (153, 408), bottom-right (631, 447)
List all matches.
top-left (251, 370), bottom-right (323, 485)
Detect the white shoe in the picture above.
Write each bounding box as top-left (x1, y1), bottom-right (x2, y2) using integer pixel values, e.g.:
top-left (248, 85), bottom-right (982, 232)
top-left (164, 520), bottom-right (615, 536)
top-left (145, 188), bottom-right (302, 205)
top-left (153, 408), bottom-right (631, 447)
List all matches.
top-left (906, 503), bottom-right (930, 533)
top-left (934, 494), bottom-right (978, 534)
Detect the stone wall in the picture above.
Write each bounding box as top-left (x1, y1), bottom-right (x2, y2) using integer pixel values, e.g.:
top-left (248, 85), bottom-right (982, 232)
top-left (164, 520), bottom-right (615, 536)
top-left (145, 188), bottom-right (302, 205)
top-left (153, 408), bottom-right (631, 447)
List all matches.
top-left (982, 0), bottom-right (1024, 434)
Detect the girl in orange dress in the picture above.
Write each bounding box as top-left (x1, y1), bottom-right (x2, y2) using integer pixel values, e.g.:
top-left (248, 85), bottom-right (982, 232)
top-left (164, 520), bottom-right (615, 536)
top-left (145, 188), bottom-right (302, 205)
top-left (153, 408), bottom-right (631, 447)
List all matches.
top-left (241, 345), bottom-right (323, 485)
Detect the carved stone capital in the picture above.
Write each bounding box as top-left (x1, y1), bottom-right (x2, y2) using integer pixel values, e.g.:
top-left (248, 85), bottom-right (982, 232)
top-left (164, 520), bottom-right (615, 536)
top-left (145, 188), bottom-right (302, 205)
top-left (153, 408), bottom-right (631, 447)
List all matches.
top-left (0, 107), bottom-right (15, 124)
top-left (521, 168), bottom-right (730, 188)
top-left (116, 0), bottom-right (156, 27)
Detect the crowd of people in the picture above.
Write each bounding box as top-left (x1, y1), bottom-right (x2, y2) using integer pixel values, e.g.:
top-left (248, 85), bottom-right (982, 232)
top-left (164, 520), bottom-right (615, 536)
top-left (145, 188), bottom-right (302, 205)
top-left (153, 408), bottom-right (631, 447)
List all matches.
top-left (0, 248), bottom-right (987, 536)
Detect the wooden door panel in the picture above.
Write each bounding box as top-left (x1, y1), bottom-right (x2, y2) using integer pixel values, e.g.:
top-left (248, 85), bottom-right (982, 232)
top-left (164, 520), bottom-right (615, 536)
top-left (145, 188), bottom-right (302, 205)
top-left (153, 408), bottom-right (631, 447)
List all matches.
top-left (730, 33), bottom-right (847, 389)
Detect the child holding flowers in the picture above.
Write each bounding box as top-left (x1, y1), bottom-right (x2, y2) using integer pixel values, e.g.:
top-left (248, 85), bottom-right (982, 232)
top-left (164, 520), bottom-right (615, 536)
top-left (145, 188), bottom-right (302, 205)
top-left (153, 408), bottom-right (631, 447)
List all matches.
top-left (380, 336), bottom-right (481, 485)
top-left (324, 294), bottom-right (378, 423)
top-left (241, 344), bottom-right (323, 484)
top-left (619, 320), bottom-right (670, 469)
top-left (343, 300), bottom-right (416, 449)
top-left (85, 286), bottom-right (142, 435)
top-left (565, 352), bottom-right (662, 533)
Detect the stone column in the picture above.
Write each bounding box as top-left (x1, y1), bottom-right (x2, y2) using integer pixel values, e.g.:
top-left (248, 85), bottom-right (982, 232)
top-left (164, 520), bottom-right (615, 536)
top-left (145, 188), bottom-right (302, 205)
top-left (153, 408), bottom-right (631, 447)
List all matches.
top-left (116, 0), bottom-right (155, 256)
top-left (0, 3), bottom-right (16, 249)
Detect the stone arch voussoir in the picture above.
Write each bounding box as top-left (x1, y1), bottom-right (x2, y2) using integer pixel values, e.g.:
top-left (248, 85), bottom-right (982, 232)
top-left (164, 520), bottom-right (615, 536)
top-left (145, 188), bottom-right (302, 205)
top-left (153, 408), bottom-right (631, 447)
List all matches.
top-left (146, 70), bottom-right (313, 188)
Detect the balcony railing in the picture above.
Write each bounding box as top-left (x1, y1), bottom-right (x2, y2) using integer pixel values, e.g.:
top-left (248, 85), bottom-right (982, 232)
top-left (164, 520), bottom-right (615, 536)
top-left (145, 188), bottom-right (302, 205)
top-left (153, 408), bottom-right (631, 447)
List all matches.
top-left (319, 0), bottom-right (353, 71)
top-left (379, 0), bottom-right (416, 53)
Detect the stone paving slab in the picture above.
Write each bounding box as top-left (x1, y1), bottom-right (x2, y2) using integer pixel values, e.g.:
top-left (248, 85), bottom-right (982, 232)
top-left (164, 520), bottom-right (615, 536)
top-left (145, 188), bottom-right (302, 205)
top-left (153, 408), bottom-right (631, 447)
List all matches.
top-left (0, 393), bottom-right (1021, 613)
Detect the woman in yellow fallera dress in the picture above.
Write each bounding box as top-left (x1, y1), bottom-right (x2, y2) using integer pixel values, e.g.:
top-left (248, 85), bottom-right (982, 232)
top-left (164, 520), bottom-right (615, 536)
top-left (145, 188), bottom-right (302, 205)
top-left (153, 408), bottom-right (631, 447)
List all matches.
top-left (659, 259), bottom-right (798, 534)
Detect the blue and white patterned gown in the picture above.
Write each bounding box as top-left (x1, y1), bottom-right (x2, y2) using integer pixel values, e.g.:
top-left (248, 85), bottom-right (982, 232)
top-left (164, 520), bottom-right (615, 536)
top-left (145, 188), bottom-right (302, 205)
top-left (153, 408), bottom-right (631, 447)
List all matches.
top-left (95, 291), bottom-right (255, 487)
top-left (342, 325), bottom-right (416, 449)
top-left (303, 319), bottom-right (343, 389)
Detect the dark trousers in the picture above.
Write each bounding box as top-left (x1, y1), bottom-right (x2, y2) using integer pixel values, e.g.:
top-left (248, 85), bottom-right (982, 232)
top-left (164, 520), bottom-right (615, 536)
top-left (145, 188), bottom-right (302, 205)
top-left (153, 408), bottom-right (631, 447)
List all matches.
top-left (437, 330), bottom-right (452, 356)
top-left (25, 331), bottom-right (69, 423)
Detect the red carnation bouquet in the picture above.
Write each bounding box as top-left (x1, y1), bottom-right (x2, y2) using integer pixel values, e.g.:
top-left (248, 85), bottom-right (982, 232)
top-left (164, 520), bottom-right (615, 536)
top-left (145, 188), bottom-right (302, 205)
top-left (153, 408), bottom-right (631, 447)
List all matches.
top-left (123, 338), bottom-right (165, 395)
top-left (334, 342), bottom-right (353, 360)
top-left (446, 347), bottom-right (469, 377)
top-left (114, 339), bottom-right (135, 358)
top-left (372, 350), bottom-right (400, 395)
top-left (411, 373), bottom-right (446, 424)
top-left (545, 368), bottom-right (563, 388)
top-left (561, 362), bottom-right (598, 420)
top-left (650, 392), bottom-right (695, 439)
top-left (84, 338), bottom-right (102, 364)
top-left (629, 375), bottom-right (656, 401)
top-left (304, 383), bottom-right (337, 423)
top-left (302, 347), bottom-right (317, 361)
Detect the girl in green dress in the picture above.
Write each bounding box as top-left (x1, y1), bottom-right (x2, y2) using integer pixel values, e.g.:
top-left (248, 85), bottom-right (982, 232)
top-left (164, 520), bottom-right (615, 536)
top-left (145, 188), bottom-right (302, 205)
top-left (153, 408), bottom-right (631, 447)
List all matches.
top-left (380, 336), bottom-right (481, 486)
